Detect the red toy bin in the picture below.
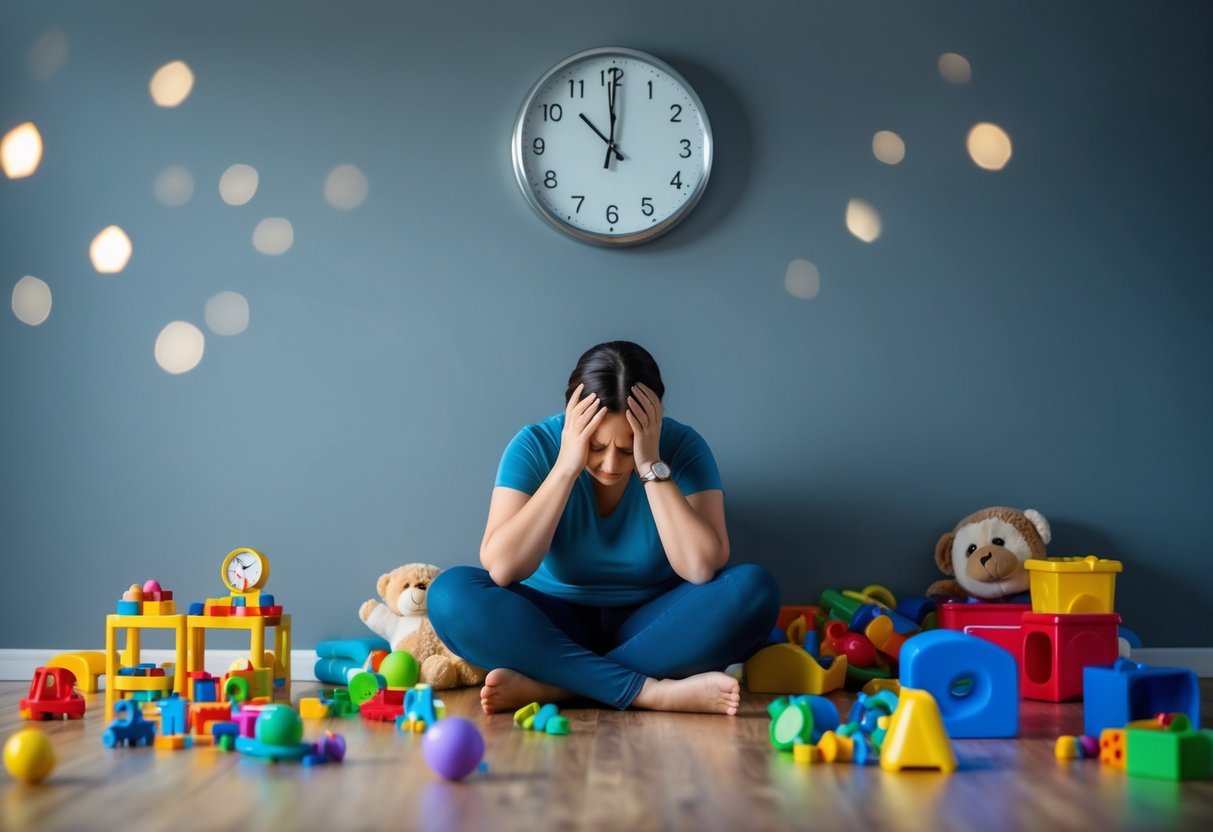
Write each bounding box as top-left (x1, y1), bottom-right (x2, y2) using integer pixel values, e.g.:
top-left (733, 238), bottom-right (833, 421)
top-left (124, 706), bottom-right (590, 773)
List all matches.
top-left (1020, 612), bottom-right (1120, 702)
top-left (937, 602), bottom-right (1031, 661)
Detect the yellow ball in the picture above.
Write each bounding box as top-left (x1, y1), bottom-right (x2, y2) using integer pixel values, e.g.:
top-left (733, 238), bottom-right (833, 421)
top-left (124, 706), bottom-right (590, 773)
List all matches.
top-left (4, 728), bottom-right (57, 784)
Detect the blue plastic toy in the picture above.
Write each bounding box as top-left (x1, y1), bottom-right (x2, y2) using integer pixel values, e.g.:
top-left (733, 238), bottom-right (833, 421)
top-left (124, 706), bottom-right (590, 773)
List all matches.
top-left (158, 693), bottom-right (188, 735)
top-left (1083, 659), bottom-right (1200, 737)
top-left (313, 636), bottom-right (392, 685)
top-left (103, 700), bottom-right (156, 748)
top-left (899, 629), bottom-right (1019, 738)
top-left (788, 695), bottom-right (839, 743)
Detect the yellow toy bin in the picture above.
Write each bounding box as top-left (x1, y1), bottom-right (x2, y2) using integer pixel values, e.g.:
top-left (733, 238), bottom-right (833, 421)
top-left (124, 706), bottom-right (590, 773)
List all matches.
top-left (1024, 556), bottom-right (1123, 615)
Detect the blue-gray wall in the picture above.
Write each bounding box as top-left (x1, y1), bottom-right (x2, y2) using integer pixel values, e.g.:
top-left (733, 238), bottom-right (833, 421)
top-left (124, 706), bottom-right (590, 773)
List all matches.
top-left (2, 1), bottom-right (1210, 650)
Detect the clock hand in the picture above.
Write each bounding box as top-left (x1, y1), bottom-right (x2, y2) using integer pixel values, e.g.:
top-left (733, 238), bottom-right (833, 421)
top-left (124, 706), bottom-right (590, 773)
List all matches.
top-left (604, 75), bottom-right (618, 170)
top-left (578, 113), bottom-right (624, 160)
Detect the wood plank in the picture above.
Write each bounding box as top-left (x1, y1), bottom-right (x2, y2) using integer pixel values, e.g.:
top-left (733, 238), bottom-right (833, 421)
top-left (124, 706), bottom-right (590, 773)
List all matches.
top-left (1, 680), bottom-right (1211, 831)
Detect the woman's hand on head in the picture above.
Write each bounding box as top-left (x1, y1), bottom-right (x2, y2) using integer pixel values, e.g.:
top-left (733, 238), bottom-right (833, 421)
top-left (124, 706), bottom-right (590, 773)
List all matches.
top-left (555, 383), bottom-right (607, 479)
top-left (625, 382), bottom-right (664, 473)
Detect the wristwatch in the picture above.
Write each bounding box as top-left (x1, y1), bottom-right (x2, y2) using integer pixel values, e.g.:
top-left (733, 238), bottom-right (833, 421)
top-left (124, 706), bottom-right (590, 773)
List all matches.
top-left (640, 461), bottom-right (672, 483)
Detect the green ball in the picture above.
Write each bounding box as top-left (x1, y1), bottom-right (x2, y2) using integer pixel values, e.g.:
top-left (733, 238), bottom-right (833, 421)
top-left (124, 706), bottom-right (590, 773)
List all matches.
top-left (255, 705), bottom-right (303, 747)
top-left (379, 651), bottom-right (419, 688)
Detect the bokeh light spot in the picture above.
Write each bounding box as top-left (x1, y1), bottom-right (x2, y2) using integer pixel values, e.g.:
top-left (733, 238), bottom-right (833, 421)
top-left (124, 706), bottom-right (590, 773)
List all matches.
top-left (27, 29), bottom-right (69, 82)
top-left (205, 291), bottom-right (249, 336)
top-left (12, 276), bottom-right (52, 326)
top-left (785, 259), bottom-right (821, 300)
top-left (89, 226), bottom-right (133, 273)
top-left (939, 53), bottom-right (972, 84)
top-left (872, 130), bottom-right (905, 165)
top-left (324, 163), bottom-right (369, 210)
top-left (149, 60), bottom-right (195, 108)
top-left (845, 199), bottom-right (882, 243)
top-left (253, 218), bottom-right (294, 255)
top-left (967, 122), bottom-right (1013, 171)
top-left (1, 122), bottom-right (44, 179)
top-left (154, 321), bottom-right (205, 374)
top-left (219, 164), bottom-right (259, 205)
top-left (154, 165), bottom-right (194, 206)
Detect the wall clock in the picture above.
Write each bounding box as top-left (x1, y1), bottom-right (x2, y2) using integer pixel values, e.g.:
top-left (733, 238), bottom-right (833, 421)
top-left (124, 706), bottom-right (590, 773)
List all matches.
top-left (511, 47), bottom-right (713, 246)
top-left (221, 546), bottom-right (269, 596)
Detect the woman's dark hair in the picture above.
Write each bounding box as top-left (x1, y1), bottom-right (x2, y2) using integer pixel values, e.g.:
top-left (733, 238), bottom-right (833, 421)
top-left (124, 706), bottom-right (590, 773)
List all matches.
top-left (565, 341), bottom-right (665, 412)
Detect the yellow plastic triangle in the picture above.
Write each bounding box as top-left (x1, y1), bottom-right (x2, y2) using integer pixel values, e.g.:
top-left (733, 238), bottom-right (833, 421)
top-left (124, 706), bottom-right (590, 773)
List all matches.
top-left (879, 688), bottom-right (957, 773)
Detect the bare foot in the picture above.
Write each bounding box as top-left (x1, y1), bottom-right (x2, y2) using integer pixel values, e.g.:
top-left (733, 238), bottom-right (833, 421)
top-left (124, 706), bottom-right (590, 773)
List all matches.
top-left (480, 668), bottom-right (572, 715)
top-left (631, 671), bottom-right (741, 715)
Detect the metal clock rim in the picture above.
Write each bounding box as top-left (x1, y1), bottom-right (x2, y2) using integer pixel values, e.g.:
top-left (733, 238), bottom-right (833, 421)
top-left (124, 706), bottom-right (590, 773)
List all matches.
top-left (511, 46), bottom-right (714, 248)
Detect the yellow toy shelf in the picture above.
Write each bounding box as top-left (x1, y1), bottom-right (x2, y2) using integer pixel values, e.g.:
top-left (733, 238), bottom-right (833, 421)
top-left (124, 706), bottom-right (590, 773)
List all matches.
top-left (1024, 556), bottom-right (1123, 615)
top-left (185, 613), bottom-right (292, 701)
top-left (104, 613), bottom-right (188, 720)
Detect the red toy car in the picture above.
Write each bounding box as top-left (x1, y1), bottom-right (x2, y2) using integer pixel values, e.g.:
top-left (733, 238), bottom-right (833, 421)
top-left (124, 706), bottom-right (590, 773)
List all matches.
top-left (21, 666), bottom-right (87, 720)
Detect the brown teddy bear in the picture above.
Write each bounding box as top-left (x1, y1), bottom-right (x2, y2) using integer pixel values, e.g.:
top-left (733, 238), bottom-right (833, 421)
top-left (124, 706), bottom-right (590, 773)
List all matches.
top-left (359, 563), bottom-right (486, 690)
top-left (927, 507), bottom-right (1051, 600)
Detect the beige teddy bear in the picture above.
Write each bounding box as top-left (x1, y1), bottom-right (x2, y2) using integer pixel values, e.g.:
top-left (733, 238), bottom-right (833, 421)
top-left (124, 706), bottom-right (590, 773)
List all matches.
top-left (927, 506), bottom-right (1051, 600)
top-left (359, 563), bottom-right (486, 690)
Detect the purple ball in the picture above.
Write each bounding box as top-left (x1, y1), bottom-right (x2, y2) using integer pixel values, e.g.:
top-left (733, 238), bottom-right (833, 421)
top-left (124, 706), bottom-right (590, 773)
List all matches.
top-left (421, 717), bottom-right (485, 780)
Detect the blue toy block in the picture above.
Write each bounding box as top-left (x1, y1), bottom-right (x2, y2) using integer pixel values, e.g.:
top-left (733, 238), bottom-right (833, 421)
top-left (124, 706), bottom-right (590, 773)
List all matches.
top-left (313, 636), bottom-right (393, 685)
top-left (896, 597), bottom-right (936, 627)
top-left (852, 603), bottom-right (920, 636)
top-left (899, 629), bottom-right (1019, 738)
top-left (194, 679), bottom-right (217, 703)
top-left (533, 703), bottom-right (560, 732)
top-left (188, 602), bottom-right (205, 615)
top-left (790, 694), bottom-right (839, 743)
top-left (232, 596), bottom-right (245, 607)
top-left (767, 626), bottom-right (788, 645)
top-left (260, 594), bottom-right (275, 607)
top-left (1083, 659), bottom-right (1200, 738)
top-left (803, 631), bottom-right (820, 658)
top-left (116, 600), bottom-right (141, 615)
top-left (102, 700), bottom-right (157, 748)
top-left (159, 693), bottom-right (188, 735)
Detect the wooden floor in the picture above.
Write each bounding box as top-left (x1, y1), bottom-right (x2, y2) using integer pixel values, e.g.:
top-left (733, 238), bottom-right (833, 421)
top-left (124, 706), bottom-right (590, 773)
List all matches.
top-left (3, 679), bottom-right (1212, 832)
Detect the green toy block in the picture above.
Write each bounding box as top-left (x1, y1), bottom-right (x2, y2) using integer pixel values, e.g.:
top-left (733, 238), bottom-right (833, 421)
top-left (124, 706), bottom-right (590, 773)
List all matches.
top-left (769, 701), bottom-right (813, 751)
top-left (1126, 715), bottom-right (1213, 781)
top-left (545, 715), bottom-right (570, 735)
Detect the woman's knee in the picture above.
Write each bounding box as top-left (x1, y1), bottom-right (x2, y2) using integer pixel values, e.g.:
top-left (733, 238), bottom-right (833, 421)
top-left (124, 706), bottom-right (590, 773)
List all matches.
top-left (427, 565), bottom-right (491, 631)
top-left (718, 563), bottom-right (781, 628)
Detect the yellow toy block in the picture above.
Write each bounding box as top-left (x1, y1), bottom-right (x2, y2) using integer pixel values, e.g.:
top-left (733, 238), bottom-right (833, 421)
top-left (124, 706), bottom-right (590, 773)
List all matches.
top-left (47, 651), bottom-right (107, 694)
top-left (154, 734), bottom-right (188, 750)
top-left (817, 731), bottom-right (854, 763)
top-left (513, 702), bottom-right (540, 727)
top-left (112, 676), bottom-right (175, 692)
top-left (880, 688), bottom-right (957, 773)
top-left (1055, 735), bottom-right (1082, 760)
top-left (143, 600), bottom-right (177, 616)
top-left (745, 643), bottom-right (848, 695)
top-left (192, 734), bottom-right (215, 747)
top-left (299, 698), bottom-right (332, 719)
top-left (1100, 729), bottom-right (1128, 770)
top-left (1024, 555), bottom-right (1122, 614)
top-left (793, 742), bottom-right (821, 765)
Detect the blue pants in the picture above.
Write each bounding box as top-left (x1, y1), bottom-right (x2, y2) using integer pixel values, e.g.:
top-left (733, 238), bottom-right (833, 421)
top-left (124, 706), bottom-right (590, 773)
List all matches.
top-left (427, 563), bottom-right (780, 709)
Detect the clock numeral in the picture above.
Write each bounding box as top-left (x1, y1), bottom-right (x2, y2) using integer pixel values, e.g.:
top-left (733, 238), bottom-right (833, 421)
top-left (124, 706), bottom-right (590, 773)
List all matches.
top-left (544, 171), bottom-right (558, 189)
top-left (568, 79), bottom-right (584, 98)
top-left (606, 205), bottom-right (619, 224)
top-left (532, 138), bottom-right (545, 155)
top-left (541, 103), bottom-right (563, 122)
top-left (670, 172), bottom-right (683, 190)
top-left (647, 81), bottom-right (653, 99)
top-left (641, 197), bottom-right (655, 217)
top-left (571, 195), bottom-right (585, 213)
top-left (670, 104), bottom-right (682, 123)
top-left (600, 67), bottom-right (624, 86)
top-left (679, 139), bottom-right (692, 159)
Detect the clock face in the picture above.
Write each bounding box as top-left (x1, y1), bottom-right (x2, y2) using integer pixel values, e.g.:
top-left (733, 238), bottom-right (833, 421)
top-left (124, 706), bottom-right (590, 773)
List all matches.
top-left (222, 547), bottom-right (268, 593)
top-left (512, 47), bottom-right (713, 246)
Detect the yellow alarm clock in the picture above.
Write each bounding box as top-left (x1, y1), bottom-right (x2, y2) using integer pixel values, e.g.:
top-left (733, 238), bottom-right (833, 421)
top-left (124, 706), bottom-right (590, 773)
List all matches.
top-left (219, 547), bottom-right (270, 605)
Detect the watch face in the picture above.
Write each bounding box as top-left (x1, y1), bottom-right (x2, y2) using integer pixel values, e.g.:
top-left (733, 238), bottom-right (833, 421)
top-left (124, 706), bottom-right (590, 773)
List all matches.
top-left (653, 461), bottom-right (672, 479)
top-left (512, 47), bottom-right (713, 246)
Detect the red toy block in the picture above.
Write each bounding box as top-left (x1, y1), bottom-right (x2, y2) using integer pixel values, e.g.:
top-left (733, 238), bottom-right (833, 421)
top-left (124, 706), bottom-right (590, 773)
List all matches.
top-left (938, 602), bottom-right (1031, 661)
top-left (776, 605), bottom-right (821, 632)
top-left (361, 687), bottom-right (406, 722)
top-left (1020, 612), bottom-right (1120, 702)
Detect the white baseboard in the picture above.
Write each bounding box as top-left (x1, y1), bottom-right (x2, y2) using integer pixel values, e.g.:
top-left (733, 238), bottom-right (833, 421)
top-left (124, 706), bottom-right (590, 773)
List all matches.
top-left (1, 646), bottom-right (1209, 683)
top-left (0, 649), bottom-right (321, 685)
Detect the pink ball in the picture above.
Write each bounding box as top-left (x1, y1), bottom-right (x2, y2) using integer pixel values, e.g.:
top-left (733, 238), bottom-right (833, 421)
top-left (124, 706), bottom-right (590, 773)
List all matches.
top-left (840, 633), bottom-right (878, 668)
top-left (421, 718), bottom-right (484, 780)
top-left (143, 579), bottom-right (162, 593)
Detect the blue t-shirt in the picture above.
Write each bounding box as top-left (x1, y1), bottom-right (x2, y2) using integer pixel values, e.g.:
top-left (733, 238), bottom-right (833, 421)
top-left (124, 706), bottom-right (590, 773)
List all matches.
top-left (494, 413), bottom-right (723, 606)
